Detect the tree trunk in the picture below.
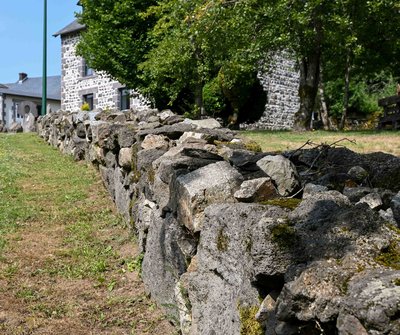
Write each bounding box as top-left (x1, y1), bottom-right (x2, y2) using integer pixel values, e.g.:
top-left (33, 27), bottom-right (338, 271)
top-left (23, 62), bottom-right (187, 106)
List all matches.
top-left (339, 52), bottom-right (351, 130)
top-left (194, 82), bottom-right (205, 119)
top-left (319, 66), bottom-right (331, 130)
top-left (293, 52), bottom-right (321, 131)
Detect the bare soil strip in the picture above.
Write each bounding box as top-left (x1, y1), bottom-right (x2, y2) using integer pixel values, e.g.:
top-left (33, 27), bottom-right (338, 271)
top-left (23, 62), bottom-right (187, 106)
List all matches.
top-left (0, 134), bottom-right (175, 335)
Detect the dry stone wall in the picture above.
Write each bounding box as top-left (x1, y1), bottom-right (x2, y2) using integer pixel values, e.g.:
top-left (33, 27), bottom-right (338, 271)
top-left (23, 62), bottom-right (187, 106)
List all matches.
top-left (38, 109), bottom-right (400, 335)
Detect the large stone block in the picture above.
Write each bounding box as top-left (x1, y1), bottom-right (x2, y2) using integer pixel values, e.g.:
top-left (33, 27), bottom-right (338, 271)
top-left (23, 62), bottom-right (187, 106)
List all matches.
top-left (175, 161), bottom-right (243, 231)
top-left (256, 155), bottom-right (300, 196)
top-left (187, 203), bottom-right (291, 335)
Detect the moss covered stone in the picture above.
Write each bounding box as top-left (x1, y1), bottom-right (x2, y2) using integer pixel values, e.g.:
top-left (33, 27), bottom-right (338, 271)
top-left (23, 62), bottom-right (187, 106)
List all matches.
top-left (375, 241), bottom-right (400, 270)
top-left (239, 305), bottom-right (264, 335)
top-left (217, 228), bottom-right (229, 252)
top-left (270, 222), bottom-right (298, 249)
top-left (259, 198), bottom-right (301, 210)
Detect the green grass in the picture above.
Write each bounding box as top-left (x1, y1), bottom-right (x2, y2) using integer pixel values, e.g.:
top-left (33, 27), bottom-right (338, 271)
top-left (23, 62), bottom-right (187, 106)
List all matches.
top-left (241, 130), bottom-right (400, 156)
top-left (0, 133), bottom-right (121, 278)
top-left (0, 133), bottom-right (175, 334)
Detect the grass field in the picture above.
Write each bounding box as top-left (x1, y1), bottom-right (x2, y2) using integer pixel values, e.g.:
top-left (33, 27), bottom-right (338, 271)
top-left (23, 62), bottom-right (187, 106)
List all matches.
top-left (0, 133), bottom-right (175, 334)
top-left (241, 130), bottom-right (400, 156)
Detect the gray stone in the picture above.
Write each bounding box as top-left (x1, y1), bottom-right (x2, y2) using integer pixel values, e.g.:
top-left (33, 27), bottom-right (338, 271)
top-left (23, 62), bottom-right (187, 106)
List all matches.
top-left (138, 121), bottom-right (161, 130)
top-left (356, 192), bottom-right (383, 210)
top-left (175, 161), bottom-right (243, 231)
top-left (347, 166), bottom-right (369, 183)
top-left (177, 131), bottom-right (208, 145)
top-left (75, 122), bottom-right (86, 138)
top-left (22, 112), bottom-right (36, 132)
top-left (105, 151), bottom-right (117, 168)
top-left (256, 293), bottom-right (278, 335)
top-left (75, 111), bottom-right (90, 123)
top-left (337, 313), bottom-right (368, 335)
top-left (343, 186), bottom-right (373, 203)
top-left (256, 155), bottom-right (300, 196)
top-left (344, 270), bottom-right (400, 335)
top-left (183, 118), bottom-right (222, 129)
top-left (302, 183), bottom-right (329, 199)
top-left (147, 115), bottom-right (160, 123)
top-left (390, 191), bottom-right (400, 226)
top-left (379, 208), bottom-right (396, 224)
top-left (138, 122), bottom-right (195, 140)
top-left (117, 124), bottom-right (137, 148)
top-left (71, 135), bottom-right (88, 161)
top-left (118, 147), bottom-right (132, 170)
top-left (113, 167), bottom-right (132, 222)
top-left (90, 121), bottom-right (110, 147)
top-left (187, 203), bottom-right (291, 335)
top-left (275, 321), bottom-right (298, 335)
top-left (141, 214), bottom-right (188, 321)
top-left (234, 177), bottom-right (278, 203)
top-left (8, 122), bottom-right (23, 133)
top-left (141, 134), bottom-right (170, 150)
top-left (158, 109), bottom-right (175, 122)
top-left (163, 114), bottom-right (185, 125)
top-left (133, 198), bottom-right (157, 252)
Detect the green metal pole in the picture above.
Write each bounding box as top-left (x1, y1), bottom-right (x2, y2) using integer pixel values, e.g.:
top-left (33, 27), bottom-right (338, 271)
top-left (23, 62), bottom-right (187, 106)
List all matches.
top-left (41, 0), bottom-right (47, 116)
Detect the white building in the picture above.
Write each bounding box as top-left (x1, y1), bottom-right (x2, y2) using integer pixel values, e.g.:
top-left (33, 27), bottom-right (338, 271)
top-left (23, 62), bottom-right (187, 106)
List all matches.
top-left (0, 73), bottom-right (61, 129)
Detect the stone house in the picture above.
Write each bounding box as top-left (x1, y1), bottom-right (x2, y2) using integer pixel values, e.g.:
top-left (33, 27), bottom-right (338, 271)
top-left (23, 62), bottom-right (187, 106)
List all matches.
top-left (0, 73), bottom-right (61, 129)
top-left (53, 20), bottom-right (148, 113)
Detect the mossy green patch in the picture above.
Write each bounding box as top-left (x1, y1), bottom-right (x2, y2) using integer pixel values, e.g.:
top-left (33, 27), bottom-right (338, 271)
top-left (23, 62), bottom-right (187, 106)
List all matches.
top-left (238, 305), bottom-right (263, 335)
top-left (259, 198), bottom-right (301, 210)
top-left (270, 222), bottom-right (298, 249)
top-left (393, 278), bottom-right (400, 286)
top-left (217, 228), bottom-right (229, 252)
top-left (375, 241), bottom-right (400, 270)
top-left (214, 139), bottom-right (262, 153)
top-left (386, 223), bottom-right (400, 235)
top-left (148, 167), bottom-right (155, 184)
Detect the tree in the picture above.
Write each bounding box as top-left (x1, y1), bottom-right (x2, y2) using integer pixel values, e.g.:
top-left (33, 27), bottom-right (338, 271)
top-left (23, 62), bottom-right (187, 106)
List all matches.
top-left (76, 0), bottom-right (157, 89)
top-left (76, 0), bottom-right (400, 128)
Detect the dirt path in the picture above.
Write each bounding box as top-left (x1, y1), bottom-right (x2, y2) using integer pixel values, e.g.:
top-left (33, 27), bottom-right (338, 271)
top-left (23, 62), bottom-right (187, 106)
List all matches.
top-left (0, 134), bottom-right (176, 335)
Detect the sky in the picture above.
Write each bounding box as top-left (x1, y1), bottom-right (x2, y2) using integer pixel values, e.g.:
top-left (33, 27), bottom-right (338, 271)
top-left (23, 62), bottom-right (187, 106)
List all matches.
top-left (0, 0), bottom-right (80, 84)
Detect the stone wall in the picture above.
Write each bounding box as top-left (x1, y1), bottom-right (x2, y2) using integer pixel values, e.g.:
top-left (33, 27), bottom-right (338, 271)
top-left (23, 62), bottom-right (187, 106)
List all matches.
top-left (242, 52), bottom-right (300, 130)
top-left (61, 33), bottom-right (149, 112)
top-left (37, 109), bottom-right (400, 335)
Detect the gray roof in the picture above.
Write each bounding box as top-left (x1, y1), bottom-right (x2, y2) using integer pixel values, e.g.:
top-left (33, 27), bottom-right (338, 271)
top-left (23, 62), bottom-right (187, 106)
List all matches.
top-left (0, 76), bottom-right (61, 101)
top-left (53, 19), bottom-right (85, 37)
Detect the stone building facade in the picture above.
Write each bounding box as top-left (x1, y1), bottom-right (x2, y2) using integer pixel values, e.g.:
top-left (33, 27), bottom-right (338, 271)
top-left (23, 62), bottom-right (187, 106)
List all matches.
top-left (54, 20), bottom-right (149, 113)
top-left (241, 53), bottom-right (300, 130)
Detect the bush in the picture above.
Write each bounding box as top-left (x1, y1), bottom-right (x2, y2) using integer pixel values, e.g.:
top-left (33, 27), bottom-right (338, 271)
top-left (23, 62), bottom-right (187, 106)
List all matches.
top-left (81, 103), bottom-right (90, 111)
top-left (325, 72), bottom-right (398, 118)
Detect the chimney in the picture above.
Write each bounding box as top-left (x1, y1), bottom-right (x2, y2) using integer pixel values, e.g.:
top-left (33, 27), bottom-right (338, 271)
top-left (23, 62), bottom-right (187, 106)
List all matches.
top-left (18, 73), bottom-right (28, 83)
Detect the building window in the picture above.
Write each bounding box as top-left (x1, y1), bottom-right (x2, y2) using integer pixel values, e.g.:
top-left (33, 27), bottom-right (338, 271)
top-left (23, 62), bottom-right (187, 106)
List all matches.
top-left (83, 60), bottom-right (94, 77)
top-left (119, 88), bottom-right (130, 110)
top-left (83, 94), bottom-right (94, 111)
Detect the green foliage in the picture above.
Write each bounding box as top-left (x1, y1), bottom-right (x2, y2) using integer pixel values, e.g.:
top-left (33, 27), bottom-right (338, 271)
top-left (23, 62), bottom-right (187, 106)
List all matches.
top-left (325, 72), bottom-right (398, 118)
top-left (260, 198), bottom-right (301, 210)
top-left (203, 78), bottom-right (226, 116)
top-left (81, 102), bottom-right (90, 111)
top-left (77, 0), bottom-right (400, 126)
